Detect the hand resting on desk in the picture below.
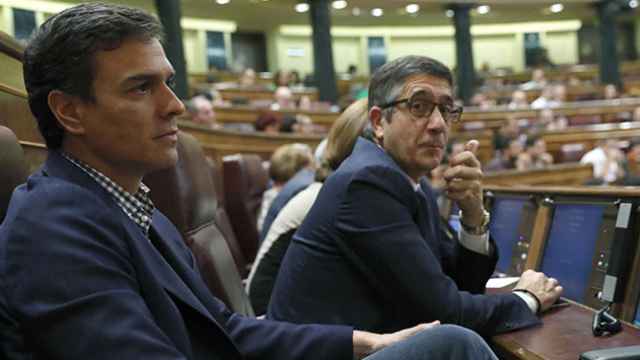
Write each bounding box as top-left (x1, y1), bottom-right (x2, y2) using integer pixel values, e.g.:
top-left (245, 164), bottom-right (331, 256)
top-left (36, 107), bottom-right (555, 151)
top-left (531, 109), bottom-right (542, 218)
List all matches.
top-left (513, 269), bottom-right (564, 313)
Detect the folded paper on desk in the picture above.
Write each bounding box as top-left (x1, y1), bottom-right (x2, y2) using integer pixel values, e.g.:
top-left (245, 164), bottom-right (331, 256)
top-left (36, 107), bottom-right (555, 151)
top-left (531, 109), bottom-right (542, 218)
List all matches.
top-left (486, 277), bottom-right (519, 288)
top-left (580, 345), bottom-right (640, 360)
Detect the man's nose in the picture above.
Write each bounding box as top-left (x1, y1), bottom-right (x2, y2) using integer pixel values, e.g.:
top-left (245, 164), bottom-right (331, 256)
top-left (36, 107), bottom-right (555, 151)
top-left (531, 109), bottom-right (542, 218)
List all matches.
top-left (161, 86), bottom-right (185, 118)
top-left (426, 106), bottom-right (447, 131)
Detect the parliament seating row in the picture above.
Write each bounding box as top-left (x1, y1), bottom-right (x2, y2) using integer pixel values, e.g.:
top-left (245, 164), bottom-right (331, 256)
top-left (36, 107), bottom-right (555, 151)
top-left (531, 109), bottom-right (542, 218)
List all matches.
top-left (211, 98), bottom-right (640, 138)
top-left (479, 185), bottom-right (640, 320)
top-left (457, 98), bottom-right (640, 132)
top-left (483, 162), bottom-right (593, 187)
top-left (476, 185), bottom-right (640, 359)
top-left (484, 61), bottom-right (640, 85)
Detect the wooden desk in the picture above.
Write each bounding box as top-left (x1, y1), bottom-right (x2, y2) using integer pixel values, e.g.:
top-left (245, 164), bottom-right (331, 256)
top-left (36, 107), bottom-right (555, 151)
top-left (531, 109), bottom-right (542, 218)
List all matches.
top-left (217, 86), bottom-right (318, 102)
top-left (214, 105), bottom-right (340, 129)
top-left (484, 162), bottom-right (593, 186)
top-left (457, 98), bottom-right (640, 132)
top-left (492, 300), bottom-right (640, 360)
top-left (178, 120), bottom-right (323, 165)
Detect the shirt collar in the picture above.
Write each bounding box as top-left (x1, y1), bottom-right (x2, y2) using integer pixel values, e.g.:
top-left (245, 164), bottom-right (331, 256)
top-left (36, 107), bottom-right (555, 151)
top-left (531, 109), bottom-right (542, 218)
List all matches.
top-left (61, 152), bottom-right (155, 235)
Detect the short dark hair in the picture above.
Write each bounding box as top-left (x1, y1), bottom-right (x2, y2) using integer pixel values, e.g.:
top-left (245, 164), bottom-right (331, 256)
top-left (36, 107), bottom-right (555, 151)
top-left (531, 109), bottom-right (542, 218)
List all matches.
top-left (368, 55), bottom-right (453, 121)
top-left (23, 3), bottom-right (164, 149)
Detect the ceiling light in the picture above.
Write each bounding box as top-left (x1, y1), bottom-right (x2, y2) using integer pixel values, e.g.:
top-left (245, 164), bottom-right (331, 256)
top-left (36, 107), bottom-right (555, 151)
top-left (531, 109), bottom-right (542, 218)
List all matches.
top-left (445, 9), bottom-right (454, 17)
top-left (549, 3), bottom-right (564, 13)
top-left (371, 8), bottom-right (383, 17)
top-left (476, 5), bottom-right (490, 14)
top-left (332, 0), bottom-right (348, 10)
top-left (630, 0), bottom-right (638, 8)
top-left (406, 4), bottom-right (420, 14)
top-left (295, 2), bottom-right (309, 13)
top-left (215, 0), bottom-right (230, 4)
top-left (352, 7), bottom-right (361, 16)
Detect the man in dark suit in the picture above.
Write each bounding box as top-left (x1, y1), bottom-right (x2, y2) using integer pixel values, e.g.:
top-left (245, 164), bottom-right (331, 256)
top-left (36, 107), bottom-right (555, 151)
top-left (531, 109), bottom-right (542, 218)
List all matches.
top-left (269, 55), bottom-right (563, 336)
top-left (0, 4), bottom-right (497, 360)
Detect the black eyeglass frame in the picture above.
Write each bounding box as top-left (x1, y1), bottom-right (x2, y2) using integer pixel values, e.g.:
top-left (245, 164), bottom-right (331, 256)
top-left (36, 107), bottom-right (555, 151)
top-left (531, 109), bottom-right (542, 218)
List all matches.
top-left (379, 93), bottom-right (464, 124)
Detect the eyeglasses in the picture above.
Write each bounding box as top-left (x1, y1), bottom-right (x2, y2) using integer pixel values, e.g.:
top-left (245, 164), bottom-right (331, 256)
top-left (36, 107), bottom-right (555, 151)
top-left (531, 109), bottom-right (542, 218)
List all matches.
top-left (380, 91), bottom-right (463, 124)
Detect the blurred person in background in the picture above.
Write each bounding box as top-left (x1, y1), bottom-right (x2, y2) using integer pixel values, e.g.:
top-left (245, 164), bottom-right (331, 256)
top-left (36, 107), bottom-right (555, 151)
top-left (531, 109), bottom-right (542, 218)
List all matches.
top-left (257, 143), bottom-right (314, 233)
top-left (186, 95), bottom-right (220, 129)
top-left (516, 136), bottom-right (553, 170)
top-left (580, 139), bottom-right (625, 184)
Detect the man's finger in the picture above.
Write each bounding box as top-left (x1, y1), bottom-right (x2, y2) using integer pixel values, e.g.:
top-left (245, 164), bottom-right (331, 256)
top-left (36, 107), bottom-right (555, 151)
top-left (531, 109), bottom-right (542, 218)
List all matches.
top-left (465, 139), bottom-right (479, 153)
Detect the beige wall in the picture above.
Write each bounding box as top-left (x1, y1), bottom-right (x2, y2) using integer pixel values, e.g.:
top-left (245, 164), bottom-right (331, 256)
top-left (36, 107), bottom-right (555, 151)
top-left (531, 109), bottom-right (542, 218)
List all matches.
top-left (269, 20), bottom-right (582, 75)
top-left (388, 36), bottom-right (455, 68)
top-left (544, 31), bottom-right (579, 65)
top-left (0, 0), bottom-right (236, 75)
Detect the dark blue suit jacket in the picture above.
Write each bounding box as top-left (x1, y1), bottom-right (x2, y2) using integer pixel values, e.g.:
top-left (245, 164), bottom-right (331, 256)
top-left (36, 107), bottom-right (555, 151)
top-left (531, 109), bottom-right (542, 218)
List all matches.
top-left (268, 138), bottom-right (539, 336)
top-left (0, 152), bottom-right (352, 360)
top-left (259, 168), bottom-right (314, 242)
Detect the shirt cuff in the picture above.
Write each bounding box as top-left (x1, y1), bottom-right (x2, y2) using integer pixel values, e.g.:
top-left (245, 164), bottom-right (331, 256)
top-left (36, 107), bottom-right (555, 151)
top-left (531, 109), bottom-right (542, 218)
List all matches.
top-left (458, 229), bottom-right (490, 255)
top-left (513, 290), bottom-right (539, 314)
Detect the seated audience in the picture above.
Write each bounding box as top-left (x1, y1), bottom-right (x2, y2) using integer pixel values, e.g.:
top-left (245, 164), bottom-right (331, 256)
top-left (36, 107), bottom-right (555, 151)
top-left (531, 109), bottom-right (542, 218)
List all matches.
top-left (255, 112), bottom-right (281, 133)
top-left (520, 68), bottom-right (547, 90)
top-left (530, 85), bottom-right (553, 109)
top-left (273, 86), bottom-right (295, 109)
top-left (248, 99), bottom-right (369, 315)
top-left (603, 83), bottom-right (619, 100)
top-left (516, 136), bottom-right (553, 170)
top-left (273, 70), bottom-right (290, 88)
top-left (507, 90), bottom-right (529, 109)
top-left (289, 70), bottom-right (302, 87)
top-left (623, 138), bottom-right (640, 185)
top-left (257, 143), bottom-right (314, 233)
top-left (0, 5), bottom-right (504, 360)
top-left (259, 160), bottom-right (316, 243)
top-left (485, 138), bottom-right (523, 172)
top-left (239, 67), bottom-right (257, 87)
top-left (538, 108), bottom-right (567, 131)
top-left (580, 139), bottom-right (625, 184)
top-left (268, 55), bottom-right (562, 338)
top-left (493, 117), bottom-right (520, 151)
top-left (186, 95), bottom-right (221, 129)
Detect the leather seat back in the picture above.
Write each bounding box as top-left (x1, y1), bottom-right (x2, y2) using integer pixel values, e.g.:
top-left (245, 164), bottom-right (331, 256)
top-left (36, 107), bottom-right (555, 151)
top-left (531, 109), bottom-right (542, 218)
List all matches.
top-left (0, 126), bottom-right (28, 223)
top-left (222, 154), bottom-right (269, 262)
top-left (144, 132), bottom-right (254, 316)
top-left (207, 157), bottom-right (249, 277)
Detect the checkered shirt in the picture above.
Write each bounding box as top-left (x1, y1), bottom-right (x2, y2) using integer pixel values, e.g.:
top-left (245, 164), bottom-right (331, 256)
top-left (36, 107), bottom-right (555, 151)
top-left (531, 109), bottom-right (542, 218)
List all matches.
top-left (61, 153), bottom-right (155, 236)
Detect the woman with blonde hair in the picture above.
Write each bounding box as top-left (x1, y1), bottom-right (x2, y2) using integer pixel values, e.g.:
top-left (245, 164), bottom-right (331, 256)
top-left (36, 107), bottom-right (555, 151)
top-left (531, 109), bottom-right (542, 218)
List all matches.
top-left (247, 99), bottom-right (369, 315)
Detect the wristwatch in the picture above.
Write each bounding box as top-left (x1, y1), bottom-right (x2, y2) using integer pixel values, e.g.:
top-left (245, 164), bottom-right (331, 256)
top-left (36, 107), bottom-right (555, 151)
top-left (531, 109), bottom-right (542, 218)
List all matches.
top-left (459, 208), bottom-right (491, 235)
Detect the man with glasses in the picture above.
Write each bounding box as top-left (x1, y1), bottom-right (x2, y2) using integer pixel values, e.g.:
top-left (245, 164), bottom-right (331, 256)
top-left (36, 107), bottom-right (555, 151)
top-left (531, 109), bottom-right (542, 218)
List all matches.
top-left (268, 55), bottom-right (563, 337)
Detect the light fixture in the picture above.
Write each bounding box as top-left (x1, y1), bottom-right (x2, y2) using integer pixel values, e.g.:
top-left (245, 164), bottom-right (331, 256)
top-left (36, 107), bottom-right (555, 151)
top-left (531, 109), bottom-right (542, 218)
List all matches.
top-left (476, 5), bottom-right (490, 14)
top-left (371, 8), bottom-right (383, 17)
top-left (630, 0), bottom-right (638, 8)
top-left (352, 7), bottom-right (361, 16)
top-left (406, 4), bottom-right (420, 14)
top-left (445, 9), bottom-right (454, 17)
top-left (332, 0), bottom-right (348, 10)
top-left (215, 0), bottom-right (230, 4)
top-left (549, 3), bottom-right (564, 13)
top-left (295, 2), bottom-right (309, 12)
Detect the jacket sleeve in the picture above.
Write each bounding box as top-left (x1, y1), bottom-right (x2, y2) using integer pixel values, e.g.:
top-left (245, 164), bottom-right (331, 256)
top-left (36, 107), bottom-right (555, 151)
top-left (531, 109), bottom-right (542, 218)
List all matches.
top-left (3, 186), bottom-right (189, 360)
top-left (222, 310), bottom-right (354, 360)
top-left (437, 217), bottom-right (499, 295)
top-left (335, 167), bottom-right (539, 336)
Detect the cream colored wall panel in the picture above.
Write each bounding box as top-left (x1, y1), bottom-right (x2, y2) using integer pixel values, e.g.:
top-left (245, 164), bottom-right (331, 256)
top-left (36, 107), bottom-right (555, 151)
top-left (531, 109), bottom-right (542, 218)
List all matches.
top-left (388, 37), bottom-right (456, 69)
top-left (277, 35), bottom-right (313, 75)
top-left (183, 29), bottom-right (200, 74)
top-left (544, 31), bottom-right (578, 65)
top-left (332, 36), bottom-right (360, 75)
top-left (473, 34), bottom-right (519, 71)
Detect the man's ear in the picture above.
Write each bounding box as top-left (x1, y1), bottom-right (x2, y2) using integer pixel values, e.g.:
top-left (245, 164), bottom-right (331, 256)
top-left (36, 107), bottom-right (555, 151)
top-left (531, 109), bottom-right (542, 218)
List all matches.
top-left (368, 106), bottom-right (385, 142)
top-left (47, 90), bottom-right (86, 135)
